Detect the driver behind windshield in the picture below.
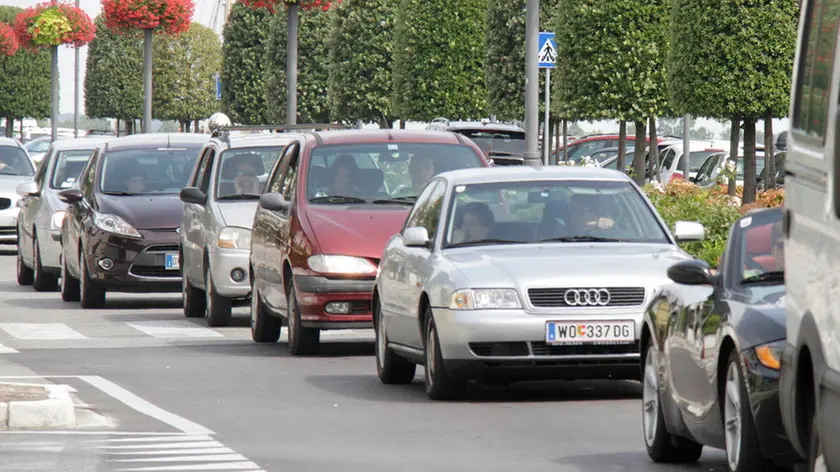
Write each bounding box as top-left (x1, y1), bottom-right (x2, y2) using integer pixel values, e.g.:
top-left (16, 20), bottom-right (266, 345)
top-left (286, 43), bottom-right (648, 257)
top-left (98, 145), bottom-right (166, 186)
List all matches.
top-left (125, 174), bottom-right (146, 194)
top-left (451, 202), bottom-right (494, 244)
top-left (329, 154), bottom-right (359, 196)
top-left (234, 170), bottom-right (259, 195)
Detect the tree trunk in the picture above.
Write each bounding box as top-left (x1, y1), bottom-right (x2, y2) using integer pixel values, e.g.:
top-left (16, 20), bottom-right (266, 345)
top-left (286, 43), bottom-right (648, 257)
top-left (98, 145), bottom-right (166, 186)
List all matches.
top-left (633, 120), bottom-right (647, 186)
top-left (617, 122), bottom-right (627, 170)
top-left (728, 117), bottom-right (740, 196)
top-left (562, 120), bottom-right (568, 163)
top-left (399, 119), bottom-right (405, 130)
top-left (19, 119), bottom-right (23, 139)
top-left (116, 119), bottom-right (120, 137)
top-left (743, 118), bottom-right (758, 204)
top-left (4, 117), bottom-right (13, 138)
top-left (125, 120), bottom-right (132, 136)
top-left (194, 120), bottom-right (199, 133)
top-left (649, 116), bottom-right (658, 181)
top-left (764, 113), bottom-right (775, 190)
top-left (554, 120), bottom-right (561, 165)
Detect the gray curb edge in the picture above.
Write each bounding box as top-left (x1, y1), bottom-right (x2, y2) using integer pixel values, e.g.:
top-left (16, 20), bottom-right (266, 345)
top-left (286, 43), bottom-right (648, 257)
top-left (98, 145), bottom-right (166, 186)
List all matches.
top-left (0, 384), bottom-right (76, 430)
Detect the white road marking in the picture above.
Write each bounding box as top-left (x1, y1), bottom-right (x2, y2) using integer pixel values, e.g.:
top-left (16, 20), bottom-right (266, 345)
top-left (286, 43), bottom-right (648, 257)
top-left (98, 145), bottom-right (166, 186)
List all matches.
top-left (115, 454), bottom-right (248, 463)
top-left (109, 448), bottom-right (236, 456)
top-left (100, 436), bottom-right (215, 443)
top-left (124, 321), bottom-right (224, 339)
top-left (102, 442), bottom-right (222, 450)
top-left (0, 344), bottom-right (18, 353)
top-left (0, 431), bottom-right (196, 435)
top-left (0, 323), bottom-right (87, 340)
top-left (114, 462), bottom-right (262, 471)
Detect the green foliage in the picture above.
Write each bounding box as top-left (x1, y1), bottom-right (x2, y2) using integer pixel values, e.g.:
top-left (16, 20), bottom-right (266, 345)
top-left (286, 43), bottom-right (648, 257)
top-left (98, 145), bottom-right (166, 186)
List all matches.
top-left (668, 0), bottom-right (799, 119)
top-left (85, 15), bottom-right (143, 121)
top-left (553, 0), bottom-right (671, 122)
top-left (393, 0), bottom-right (488, 121)
top-left (328, 0), bottom-right (395, 126)
top-left (264, 6), bottom-right (332, 124)
top-left (221, 2), bottom-right (271, 124)
top-left (0, 6), bottom-right (50, 124)
top-left (484, 0), bottom-right (558, 122)
top-left (153, 23), bottom-right (222, 123)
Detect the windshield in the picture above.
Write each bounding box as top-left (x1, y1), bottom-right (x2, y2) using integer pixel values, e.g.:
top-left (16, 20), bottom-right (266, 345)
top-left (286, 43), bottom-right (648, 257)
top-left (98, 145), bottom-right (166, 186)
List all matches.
top-left (689, 151), bottom-right (723, 171)
top-left (0, 146), bottom-right (35, 176)
top-left (443, 180), bottom-right (670, 248)
top-left (50, 149), bottom-right (94, 189)
top-left (25, 138), bottom-right (51, 153)
top-left (456, 129), bottom-right (525, 156)
top-left (306, 143), bottom-right (484, 202)
top-left (100, 146), bottom-right (201, 195)
top-left (216, 146), bottom-right (285, 199)
top-left (736, 156), bottom-right (766, 180)
top-left (740, 212), bottom-right (784, 285)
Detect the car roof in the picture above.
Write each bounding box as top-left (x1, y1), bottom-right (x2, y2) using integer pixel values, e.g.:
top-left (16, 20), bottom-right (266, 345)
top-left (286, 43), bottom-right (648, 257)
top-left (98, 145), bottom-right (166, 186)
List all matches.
top-left (438, 165), bottom-right (632, 186)
top-left (309, 129), bottom-right (466, 146)
top-left (50, 137), bottom-right (112, 151)
top-left (103, 133), bottom-right (209, 151)
top-left (0, 137), bottom-right (24, 148)
top-left (444, 122), bottom-right (525, 133)
top-left (213, 133), bottom-right (302, 150)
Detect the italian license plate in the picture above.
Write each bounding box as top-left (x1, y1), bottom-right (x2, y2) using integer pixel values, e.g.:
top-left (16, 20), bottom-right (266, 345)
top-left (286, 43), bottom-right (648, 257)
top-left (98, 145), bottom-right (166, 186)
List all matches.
top-left (164, 253), bottom-right (180, 271)
top-left (545, 320), bottom-right (635, 345)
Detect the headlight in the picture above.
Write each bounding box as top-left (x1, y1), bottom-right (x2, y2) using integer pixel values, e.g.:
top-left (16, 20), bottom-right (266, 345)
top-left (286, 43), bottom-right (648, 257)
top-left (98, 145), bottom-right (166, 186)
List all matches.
top-left (307, 254), bottom-right (377, 275)
top-left (93, 212), bottom-right (142, 238)
top-left (754, 341), bottom-right (784, 370)
top-left (449, 289), bottom-right (521, 310)
top-left (217, 226), bottom-right (251, 250)
top-left (50, 210), bottom-right (66, 230)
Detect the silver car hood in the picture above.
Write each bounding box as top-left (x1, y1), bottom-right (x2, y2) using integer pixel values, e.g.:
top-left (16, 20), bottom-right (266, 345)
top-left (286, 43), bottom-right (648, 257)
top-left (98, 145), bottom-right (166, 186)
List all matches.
top-left (0, 175), bottom-right (33, 197)
top-left (217, 201), bottom-right (259, 230)
top-left (443, 243), bottom-right (691, 288)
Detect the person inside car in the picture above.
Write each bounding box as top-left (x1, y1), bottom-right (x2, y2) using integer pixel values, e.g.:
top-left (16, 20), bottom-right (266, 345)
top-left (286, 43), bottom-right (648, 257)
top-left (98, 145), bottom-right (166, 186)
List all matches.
top-left (234, 169), bottom-right (259, 195)
top-left (329, 154), bottom-right (359, 196)
top-left (125, 174), bottom-right (146, 194)
top-left (450, 201), bottom-right (494, 244)
top-left (409, 153), bottom-right (436, 194)
top-left (543, 194), bottom-right (617, 240)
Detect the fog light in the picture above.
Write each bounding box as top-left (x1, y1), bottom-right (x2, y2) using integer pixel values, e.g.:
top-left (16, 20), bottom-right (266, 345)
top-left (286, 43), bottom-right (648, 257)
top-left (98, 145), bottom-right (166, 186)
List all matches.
top-left (325, 302), bottom-right (350, 314)
top-left (98, 258), bottom-right (114, 270)
top-left (230, 268), bottom-right (246, 282)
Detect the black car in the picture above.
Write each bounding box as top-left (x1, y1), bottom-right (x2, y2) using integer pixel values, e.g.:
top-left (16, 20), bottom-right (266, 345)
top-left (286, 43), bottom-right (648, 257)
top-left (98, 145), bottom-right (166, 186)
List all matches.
top-left (640, 207), bottom-right (798, 472)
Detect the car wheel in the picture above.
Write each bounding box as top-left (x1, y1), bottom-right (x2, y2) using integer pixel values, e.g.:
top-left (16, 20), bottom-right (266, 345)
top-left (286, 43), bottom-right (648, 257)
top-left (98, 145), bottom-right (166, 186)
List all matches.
top-left (642, 344), bottom-right (703, 463)
top-left (286, 277), bottom-right (320, 356)
top-left (374, 296), bottom-right (416, 384)
top-left (16, 238), bottom-right (33, 286)
top-left (182, 267), bottom-right (206, 318)
top-left (79, 253), bottom-right (106, 309)
top-left (423, 307), bottom-right (465, 401)
top-left (204, 267), bottom-right (232, 327)
top-left (60, 254), bottom-right (80, 302)
top-left (32, 237), bottom-right (58, 292)
top-left (250, 278), bottom-right (281, 343)
top-left (809, 412), bottom-right (828, 472)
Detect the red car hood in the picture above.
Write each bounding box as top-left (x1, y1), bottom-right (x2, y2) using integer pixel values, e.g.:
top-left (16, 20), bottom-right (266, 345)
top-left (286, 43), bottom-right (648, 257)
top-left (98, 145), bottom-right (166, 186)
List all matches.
top-left (305, 205), bottom-right (410, 259)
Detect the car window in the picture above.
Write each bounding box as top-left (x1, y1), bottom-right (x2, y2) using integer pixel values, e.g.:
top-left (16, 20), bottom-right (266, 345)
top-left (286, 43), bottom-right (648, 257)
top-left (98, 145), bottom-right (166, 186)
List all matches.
top-left (688, 150), bottom-right (724, 171)
top-left (216, 146), bottom-right (285, 199)
top-left (443, 179), bottom-right (670, 248)
top-left (306, 142), bottom-right (483, 202)
top-left (81, 151), bottom-right (98, 202)
top-left (566, 141), bottom-right (604, 162)
top-left (99, 146), bottom-right (202, 195)
top-left (198, 150), bottom-right (215, 194)
top-left (50, 149), bottom-right (94, 189)
top-left (190, 148), bottom-right (213, 188)
top-left (0, 145), bottom-right (35, 176)
top-left (25, 139), bottom-right (51, 153)
top-left (404, 180), bottom-right (445, 241)
top-left (660, 148), bottom-right (676, 169)
top-left (455, 129), bottom-right (525, 156)
top-left (34, 148), bottom-right (51, 187)
top-left (740, 212), bottom-right (784, 283)
top-left (280, 147), bottom-right (300, 203)
top-left (736, 156), bottom-right (766, 181)
top-left (695, 153), bottom-right (722, 182)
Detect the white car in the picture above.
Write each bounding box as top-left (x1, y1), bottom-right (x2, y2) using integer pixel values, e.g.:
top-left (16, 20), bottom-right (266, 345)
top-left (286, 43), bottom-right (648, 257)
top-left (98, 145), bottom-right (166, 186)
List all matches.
top-left (0, 137), bottom-right (36, 246)
top-left (657, 140), bottom-right (729, 183)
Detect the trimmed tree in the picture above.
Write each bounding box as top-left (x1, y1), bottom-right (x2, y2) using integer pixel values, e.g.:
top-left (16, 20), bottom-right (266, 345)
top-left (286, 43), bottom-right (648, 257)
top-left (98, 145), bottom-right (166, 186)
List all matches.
top-left (392, 0), bottom-right (488, 121)
top-left (328, 0), bottom-right (395, 127)
top-left (221, 2), bottom-right (272, 124)
top-left (85, 15), bottom-right (143, 127)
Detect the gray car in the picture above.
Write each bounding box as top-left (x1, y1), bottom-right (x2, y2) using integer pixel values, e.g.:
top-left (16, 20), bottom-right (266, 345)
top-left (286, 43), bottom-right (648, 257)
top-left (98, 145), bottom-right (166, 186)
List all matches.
top-left (179, 133), bottom-right (296, 326)
top-left (371, 166), bottom-right (706, 400)
top-left (0, 138), bottom-right (36, 247)
top-left (15, 138), bottom-right (110, 290)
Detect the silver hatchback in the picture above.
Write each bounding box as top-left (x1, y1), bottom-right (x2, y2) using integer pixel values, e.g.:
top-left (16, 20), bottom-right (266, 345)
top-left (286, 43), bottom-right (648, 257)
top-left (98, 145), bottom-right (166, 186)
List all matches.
top-left (372, 166), bottom-right (706, 400)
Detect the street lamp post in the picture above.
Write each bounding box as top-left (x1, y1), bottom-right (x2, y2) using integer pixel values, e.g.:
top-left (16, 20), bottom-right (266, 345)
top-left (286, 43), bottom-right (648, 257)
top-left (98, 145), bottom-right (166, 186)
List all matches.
top-left (73, 0), bottom-right (80, 138)
top-left (286, 2), bottom-right (298, 125)
top-left (523, 0), bottom-right (541, 167)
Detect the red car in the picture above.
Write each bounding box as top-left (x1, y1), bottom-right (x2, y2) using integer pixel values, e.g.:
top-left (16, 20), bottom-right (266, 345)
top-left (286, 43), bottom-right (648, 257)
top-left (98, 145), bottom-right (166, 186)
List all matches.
top-left (249, 130), bottom-right (489, 355)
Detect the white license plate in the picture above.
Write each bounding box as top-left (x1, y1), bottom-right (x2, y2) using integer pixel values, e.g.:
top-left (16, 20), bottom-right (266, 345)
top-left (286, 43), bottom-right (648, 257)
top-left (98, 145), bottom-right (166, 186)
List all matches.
top-left (164, 253), bottom-right (180, 271)
top-left (545, 320), bottom-right (635, 345)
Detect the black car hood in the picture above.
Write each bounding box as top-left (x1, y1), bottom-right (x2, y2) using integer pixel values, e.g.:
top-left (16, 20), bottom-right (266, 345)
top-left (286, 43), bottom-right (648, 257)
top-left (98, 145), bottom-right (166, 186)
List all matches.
top-left (96, 193), bottom-right (183, 230)
top-left (735, 289), bottom-right (786, 350)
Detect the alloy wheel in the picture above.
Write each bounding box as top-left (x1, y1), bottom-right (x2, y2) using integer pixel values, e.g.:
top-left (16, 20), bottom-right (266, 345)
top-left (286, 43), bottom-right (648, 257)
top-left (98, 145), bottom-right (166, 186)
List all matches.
top-left (376, 309), bottom-right (386, 370)
top-left (425, 323), bottom-right (436, 388)
top-left (724, 362), bottom-right (742, 471)
top-left (287, 290), bottom-right (296, 345)
top-left (204, 270), bottom-right (213, 320)
top-left (250, 284), bottom-right (258, 330)
top-left (642, 348), bottom-right (659, 447)
top-left (32, 239), bottom-right (39, 281)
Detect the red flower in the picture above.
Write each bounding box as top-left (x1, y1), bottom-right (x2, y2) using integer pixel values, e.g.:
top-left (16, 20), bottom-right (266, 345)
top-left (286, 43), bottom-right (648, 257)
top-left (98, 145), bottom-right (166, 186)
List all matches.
top-left (102, 0), bottom-right (194, 36)
top-left (0, 22), bottom-right (18, 56)
top-left (13, 2), bottom-right (96, 50)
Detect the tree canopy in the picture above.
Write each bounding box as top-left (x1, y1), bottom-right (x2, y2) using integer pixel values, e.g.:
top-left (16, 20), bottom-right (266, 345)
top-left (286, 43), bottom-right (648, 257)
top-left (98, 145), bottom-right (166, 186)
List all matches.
top-left (85, 15), bottom-right (143, 122)
top-left (0, 5), bottom-right (51, 132)
top-left (221, 2), bottom-right (272, 124)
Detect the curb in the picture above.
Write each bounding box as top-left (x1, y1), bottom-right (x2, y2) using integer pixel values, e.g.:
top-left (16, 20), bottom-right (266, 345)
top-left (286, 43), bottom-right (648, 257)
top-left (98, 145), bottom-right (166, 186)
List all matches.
top-left (0, 384), bottom-right (75, 430)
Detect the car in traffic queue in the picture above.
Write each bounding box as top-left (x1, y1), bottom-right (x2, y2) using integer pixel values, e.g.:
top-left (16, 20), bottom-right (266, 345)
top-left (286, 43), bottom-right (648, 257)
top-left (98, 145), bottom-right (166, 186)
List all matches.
top-left (0, 137), bottom-right (36, 246)
top-left (15, 137), bottom-right (110, 291)
top-left (179, 131), bottom-right (296, 327)
top-left (641, 208), bottom-right (795, 472)
top-left (371, 166), bottom-right (706, 400)
top-left (57, 133), bottom-right (207, 308)
top-left (249, 129), bottom-right (490, 355)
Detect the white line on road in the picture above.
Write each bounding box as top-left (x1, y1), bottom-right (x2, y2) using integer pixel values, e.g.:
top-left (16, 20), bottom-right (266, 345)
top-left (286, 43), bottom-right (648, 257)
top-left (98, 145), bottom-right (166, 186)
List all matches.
top-left (100, 436), bottom-right (215, 443)
top-left (102, 442), bottom-right (222, 450)
top-left (109, 448), bottom-right (236, 456)
top-left (125, 321), bottom-right (224, 339)
top-left (115, 454), bottom-right (248, 463)
top-left (0, 323), bottom-right (87, 340)
top-left (0, 431), bottom-right (197, 435)
top-left (0, 344), bottom-right (18, 353)
top-left (114, 462), bottom-right (262, 471)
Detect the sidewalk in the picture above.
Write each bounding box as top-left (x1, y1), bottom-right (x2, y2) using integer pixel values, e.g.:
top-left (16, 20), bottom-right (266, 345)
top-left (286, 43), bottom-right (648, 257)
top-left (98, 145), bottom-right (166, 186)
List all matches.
top-left (0, 382), bottom-right (75, 429)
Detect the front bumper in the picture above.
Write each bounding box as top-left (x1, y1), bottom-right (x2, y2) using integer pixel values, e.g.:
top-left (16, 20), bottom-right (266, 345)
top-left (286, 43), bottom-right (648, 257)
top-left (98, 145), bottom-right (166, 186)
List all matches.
top-left (294, 275), bottom-right (375, 330)
top-left (0, 206), bottom-right (20, 244)
top-left (433, 307), bottom-right (643, 381)
top-left (208, 249), bottom-right (250, 299)
top-left (85, 229), bottom-right (181, 293)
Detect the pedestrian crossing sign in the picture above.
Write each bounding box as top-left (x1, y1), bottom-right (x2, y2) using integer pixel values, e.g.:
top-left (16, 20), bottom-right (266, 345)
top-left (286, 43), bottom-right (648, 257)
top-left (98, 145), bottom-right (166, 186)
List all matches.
top-left (538, 32), bottom-right (557, 68)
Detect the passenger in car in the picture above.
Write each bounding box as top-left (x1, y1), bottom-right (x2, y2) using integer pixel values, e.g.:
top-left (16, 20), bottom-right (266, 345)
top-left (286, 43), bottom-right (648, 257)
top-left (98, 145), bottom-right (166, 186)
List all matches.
top-left (551, 194), bottom-right (616, 238)
top-left (408, 153), bottom-right (436, 194)
top-left (451, 201), bottom-right (494, 244)
top-left (234, 170), bottom-right (259, 195)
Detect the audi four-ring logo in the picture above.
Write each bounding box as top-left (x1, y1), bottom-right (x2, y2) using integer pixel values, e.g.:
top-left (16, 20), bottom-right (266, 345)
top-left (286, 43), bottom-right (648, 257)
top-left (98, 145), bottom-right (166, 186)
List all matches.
top-left (564, 288), bottom-right (611, 306)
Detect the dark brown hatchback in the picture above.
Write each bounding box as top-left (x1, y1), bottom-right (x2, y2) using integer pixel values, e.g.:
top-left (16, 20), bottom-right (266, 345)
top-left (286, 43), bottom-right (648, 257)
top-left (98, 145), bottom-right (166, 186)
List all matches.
top-left (57, 134), bottom-right (206, 308)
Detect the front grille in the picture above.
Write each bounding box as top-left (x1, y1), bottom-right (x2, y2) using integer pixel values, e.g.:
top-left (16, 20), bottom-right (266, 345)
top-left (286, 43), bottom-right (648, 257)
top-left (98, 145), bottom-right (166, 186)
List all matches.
top-left (469, 341), bottom-right (640, 358)
top-left (129, 244), bottom-right (180, 279)
top-left (0, 226), bottom-right (16, 236)
top-left (469, 342), bottom-right (530, 357)
top-left (528, 287), bottom-right (646, 308)
top-left (349, 300), bottom-right (370, 314)
top-left (0, 197), bottom-right (10, 210)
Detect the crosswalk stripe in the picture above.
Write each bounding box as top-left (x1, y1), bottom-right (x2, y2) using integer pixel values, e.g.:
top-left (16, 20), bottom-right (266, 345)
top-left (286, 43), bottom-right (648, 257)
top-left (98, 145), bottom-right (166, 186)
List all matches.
top-left (102, 442), bottom-right (222, 450)
top-left (114, 454), bottom-right (248, 463)
top-left (0, 344), bottom-right (18, 353)
top-left (99, 436), bottom-right (214, 443)
top-left (0, 323), bottom-right (87, 340)
top-left (109, 448), bottom-right (236, 456)
top-left (113, 462), bottom-right (263, 471)
top-left (124, 321), bottom-right (224, 339)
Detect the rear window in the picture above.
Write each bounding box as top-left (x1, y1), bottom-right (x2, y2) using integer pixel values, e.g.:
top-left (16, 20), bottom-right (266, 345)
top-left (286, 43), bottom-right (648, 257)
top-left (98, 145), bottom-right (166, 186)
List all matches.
top-left (50, 149), bottom-right (94, 189)
top-left (455, 129), bottom-right (525, 156)
top-left (100, 146), bottom-right (202, 195)
top-left (0, 146), bottom-right (35, 177)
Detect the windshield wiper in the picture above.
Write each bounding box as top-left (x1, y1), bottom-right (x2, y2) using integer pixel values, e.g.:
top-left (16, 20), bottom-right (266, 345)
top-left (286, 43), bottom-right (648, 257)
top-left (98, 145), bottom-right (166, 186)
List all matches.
top-left (372, 196), bottom-right (417, 205)
top-left (741, 271), bottom-right (784, 285)
top-left (309, 195), bottom-right (367, 204)
top-left (540, 236), bottom-right (624, 243)
top-left (218, 193), bottom-right (260, 200)
top-left (448, 238), bottom-right (524, 248)
top-left (103, 191), bottom-right (138, 196)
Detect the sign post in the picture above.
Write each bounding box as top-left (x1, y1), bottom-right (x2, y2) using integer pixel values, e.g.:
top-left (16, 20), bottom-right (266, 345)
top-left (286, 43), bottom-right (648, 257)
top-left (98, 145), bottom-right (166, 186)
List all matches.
top-left (538, 32), bottom-right (557, 165)
top-left (215, 74), bottom-right (221, 101)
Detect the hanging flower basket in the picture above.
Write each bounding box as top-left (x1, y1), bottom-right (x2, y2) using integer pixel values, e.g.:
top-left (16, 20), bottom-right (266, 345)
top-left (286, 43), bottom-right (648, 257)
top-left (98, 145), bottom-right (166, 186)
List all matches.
top-left (241, 0), bottom-right (341, 14)
top-left (101, 0), bottom-right (194, 36)
top-left (13, 2), bottom-right (95, 49)
top-left (0, 22), bottom-right (18, 56)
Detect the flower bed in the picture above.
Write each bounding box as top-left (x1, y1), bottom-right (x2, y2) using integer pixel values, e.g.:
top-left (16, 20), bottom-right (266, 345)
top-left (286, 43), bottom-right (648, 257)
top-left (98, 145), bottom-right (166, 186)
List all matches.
top-left (102, 0), bottom-right (193, 35)
top-left (0, 22), bottom-right (17, 56)
top-left (13, 2), bottom-right (95, 49)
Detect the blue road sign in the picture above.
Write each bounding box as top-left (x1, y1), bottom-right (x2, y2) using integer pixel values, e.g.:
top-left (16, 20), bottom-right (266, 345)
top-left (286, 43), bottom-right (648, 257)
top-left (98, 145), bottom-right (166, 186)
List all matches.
top-left (538, 32), bottom-right (557, 69)
top-left (215, 74), bottom-right (221, 101)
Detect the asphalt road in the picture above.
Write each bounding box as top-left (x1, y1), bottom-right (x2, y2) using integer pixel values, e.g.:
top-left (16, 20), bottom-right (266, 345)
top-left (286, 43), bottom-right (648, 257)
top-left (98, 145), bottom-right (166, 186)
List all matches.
top-left (0, 247), bottom-right (729, 472)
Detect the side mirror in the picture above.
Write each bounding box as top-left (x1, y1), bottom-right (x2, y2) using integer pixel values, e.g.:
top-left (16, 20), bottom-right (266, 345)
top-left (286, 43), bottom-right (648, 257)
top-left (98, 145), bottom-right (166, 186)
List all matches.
top-left (180, 187), bottom-right (207, 205)
top-left (403, 226), bottom-right (430, 248)
top-left (58, 188), bottom-right (83, 205)
top-left (667, 259), bottom-right (716, 286)
top-left (16, 181), bottom-right (39, 197)
top-left (259, 193), bottom-right (290, 213)
top-left (674, 220), bottom-right (705, 242)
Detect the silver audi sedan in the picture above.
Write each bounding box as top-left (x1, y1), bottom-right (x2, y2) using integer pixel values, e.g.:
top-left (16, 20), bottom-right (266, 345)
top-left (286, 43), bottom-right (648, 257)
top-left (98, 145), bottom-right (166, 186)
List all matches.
top-left (372, 166), bottom-right (706, 400)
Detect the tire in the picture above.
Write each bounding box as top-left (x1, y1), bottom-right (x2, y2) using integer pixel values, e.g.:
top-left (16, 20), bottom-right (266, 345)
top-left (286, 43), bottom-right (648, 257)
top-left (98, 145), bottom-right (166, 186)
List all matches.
top-left (423, 307), bottom-right (465, 400)
top-left (79, 253), bottom-right (106, 309)
top-left (60, 254), bottom-right (80, 302)
top-left (374, 296), bottom-right (416, 384)
top-left (204, 267), bottom-right (232, 327)
top-left (808, 413), bottom-right (828, 472)
top-left (32, 237), bottom-right (58, 292)
top-left (642, 344), bottom-right (704, 463)
top-left (16, 238), bottom-right (33, 286)
top-left (286, 277), bottom-right (320, 356)
top-left (250, 278), bottom-right (281, 343)
top-left (182, 266), bottom-right (206, 318)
